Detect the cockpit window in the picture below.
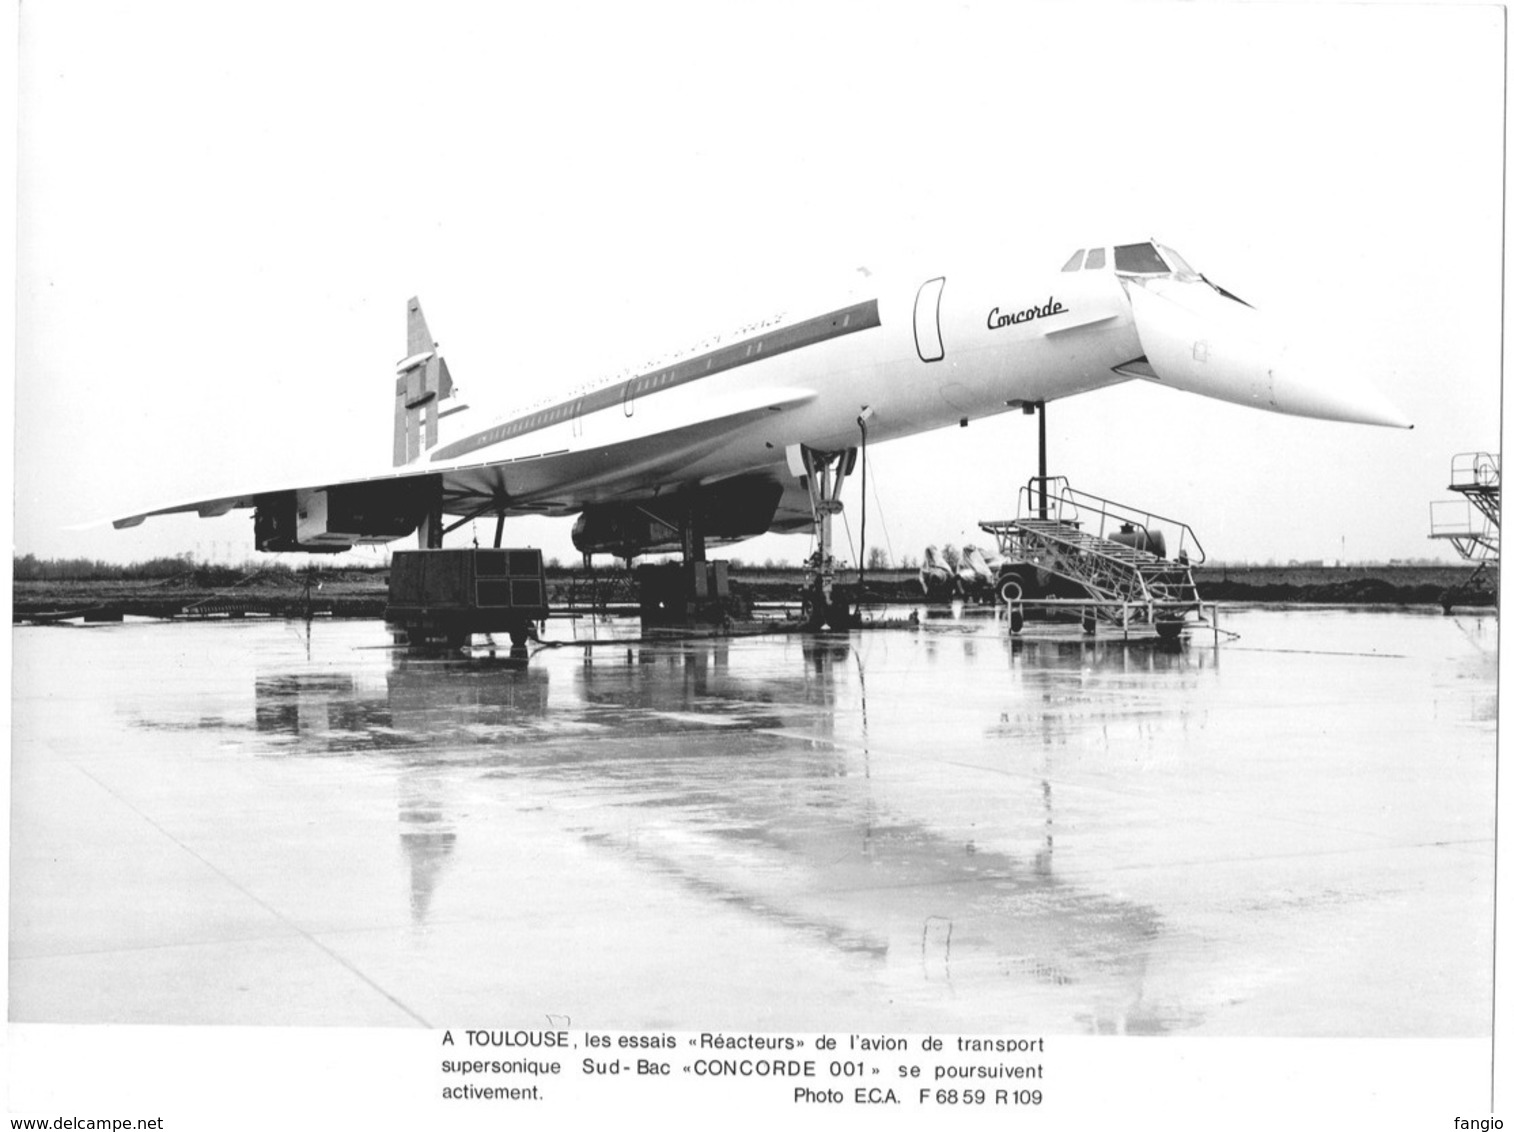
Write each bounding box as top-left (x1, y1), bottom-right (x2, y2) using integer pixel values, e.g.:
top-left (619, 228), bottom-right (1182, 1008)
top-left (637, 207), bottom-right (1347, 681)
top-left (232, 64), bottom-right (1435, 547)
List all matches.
top-left (1084, 247), bottom-right (1106, 270)
top-left (1061, 250), bottom-right (1085, 272)
top-left (1113, 243), bottom-right (1169, 274)
top-left (1156, 243), bottom-right (1196, 277)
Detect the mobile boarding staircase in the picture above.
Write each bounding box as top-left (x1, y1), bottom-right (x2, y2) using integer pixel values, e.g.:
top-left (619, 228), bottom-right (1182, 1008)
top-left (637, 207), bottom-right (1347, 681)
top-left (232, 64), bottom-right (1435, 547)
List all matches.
top-left (979, 477), bottom-right (1211, 641)
top-left (1429, 451), bottom-right (1499, 613)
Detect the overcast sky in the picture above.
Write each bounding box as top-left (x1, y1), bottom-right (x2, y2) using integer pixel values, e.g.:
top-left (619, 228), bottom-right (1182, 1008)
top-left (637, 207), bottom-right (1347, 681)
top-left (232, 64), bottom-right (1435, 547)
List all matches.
top-left (14, 1), bottom-right (1504, 569)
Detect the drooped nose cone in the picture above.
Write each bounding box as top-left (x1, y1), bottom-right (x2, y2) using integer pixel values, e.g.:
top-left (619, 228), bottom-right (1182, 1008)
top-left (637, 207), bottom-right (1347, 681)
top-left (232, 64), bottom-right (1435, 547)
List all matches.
top-left (1268, 342), bottom-right (1415, 429)
top-left (1128, 277), bottom-right (1413, 429)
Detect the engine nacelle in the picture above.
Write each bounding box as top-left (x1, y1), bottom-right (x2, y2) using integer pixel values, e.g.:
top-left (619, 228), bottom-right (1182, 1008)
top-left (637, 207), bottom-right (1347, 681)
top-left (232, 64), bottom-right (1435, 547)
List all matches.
top-left (254, 480), bottom-right (434, 553)
top-left (571, 478), bottom-right (783, 559)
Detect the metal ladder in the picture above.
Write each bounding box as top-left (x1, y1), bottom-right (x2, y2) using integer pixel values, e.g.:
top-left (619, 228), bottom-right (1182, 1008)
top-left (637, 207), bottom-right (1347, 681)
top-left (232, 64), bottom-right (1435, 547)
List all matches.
top-left (980, 478), bottom-right (1206, 630)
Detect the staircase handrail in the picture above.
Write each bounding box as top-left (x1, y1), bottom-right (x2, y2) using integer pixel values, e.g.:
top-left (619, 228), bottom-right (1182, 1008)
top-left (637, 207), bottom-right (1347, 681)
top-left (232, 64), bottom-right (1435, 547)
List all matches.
top-left (1450, 452), bottom-right (1500, 491)
top-left (1015, 477), bottom-right (1207, 565)
top-left (1430, 499), bottom-right (1497, 539)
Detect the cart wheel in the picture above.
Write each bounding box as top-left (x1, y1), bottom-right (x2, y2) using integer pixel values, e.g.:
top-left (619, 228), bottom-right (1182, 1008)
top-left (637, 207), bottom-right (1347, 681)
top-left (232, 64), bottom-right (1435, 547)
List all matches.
top-left (1155, 620), bottom-right (1184, 642)
top-left (997, 566), bottom-right (1036, 605)
top-left (1080, 609), bottom-right (1097, 635)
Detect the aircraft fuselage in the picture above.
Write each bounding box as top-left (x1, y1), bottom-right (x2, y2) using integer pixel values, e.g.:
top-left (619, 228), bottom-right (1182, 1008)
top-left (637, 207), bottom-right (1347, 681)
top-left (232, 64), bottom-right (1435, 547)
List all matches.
top-left (424, 263), bottom-right (1141, 519)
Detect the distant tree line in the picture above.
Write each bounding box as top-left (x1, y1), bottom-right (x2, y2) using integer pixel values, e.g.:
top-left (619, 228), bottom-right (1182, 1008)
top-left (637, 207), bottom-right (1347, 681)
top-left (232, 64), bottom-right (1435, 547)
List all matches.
top-left (12, 553), bottom-right (308, 584)
top-left (14, 548), bottom-right (956, 583)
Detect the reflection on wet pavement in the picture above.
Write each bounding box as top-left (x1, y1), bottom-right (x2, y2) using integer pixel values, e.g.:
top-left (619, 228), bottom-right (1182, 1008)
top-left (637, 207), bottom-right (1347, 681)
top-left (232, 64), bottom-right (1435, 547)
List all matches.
top-left (10, 608), bottom-right (1496, 1034)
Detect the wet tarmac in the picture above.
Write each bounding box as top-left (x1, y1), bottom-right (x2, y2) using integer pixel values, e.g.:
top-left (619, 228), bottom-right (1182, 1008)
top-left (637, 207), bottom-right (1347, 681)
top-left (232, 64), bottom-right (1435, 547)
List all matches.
top-left (9, 607), bottom-right (1497, 1036)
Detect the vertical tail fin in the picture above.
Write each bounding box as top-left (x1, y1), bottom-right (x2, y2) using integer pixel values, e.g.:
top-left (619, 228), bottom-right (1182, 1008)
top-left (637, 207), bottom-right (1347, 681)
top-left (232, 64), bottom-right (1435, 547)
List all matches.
top-left (393, 297), bottom-right (463, 466)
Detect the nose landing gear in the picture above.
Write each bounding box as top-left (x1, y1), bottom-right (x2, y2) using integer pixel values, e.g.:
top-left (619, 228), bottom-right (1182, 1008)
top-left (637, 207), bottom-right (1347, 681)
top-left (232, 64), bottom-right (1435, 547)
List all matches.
top-left (797, 445), bottom-right (861, 631)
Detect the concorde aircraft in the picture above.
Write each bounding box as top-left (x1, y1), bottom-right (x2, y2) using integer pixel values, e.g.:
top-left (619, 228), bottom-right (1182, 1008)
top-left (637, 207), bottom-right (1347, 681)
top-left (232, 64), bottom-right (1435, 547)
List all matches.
top-left (114, 240), bottom-right (1410, 620)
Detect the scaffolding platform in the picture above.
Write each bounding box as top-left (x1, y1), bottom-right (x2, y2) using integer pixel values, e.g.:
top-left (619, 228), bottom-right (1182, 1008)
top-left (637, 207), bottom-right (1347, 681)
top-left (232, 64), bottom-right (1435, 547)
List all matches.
top-left (1429, 451), bottom-right (1499, 613)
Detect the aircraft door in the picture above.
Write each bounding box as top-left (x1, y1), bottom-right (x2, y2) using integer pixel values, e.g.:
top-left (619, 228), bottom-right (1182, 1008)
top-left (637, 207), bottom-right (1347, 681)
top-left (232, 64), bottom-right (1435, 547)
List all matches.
top-left (572, 397), bottom-right (585, 437)
top-left (914, 277), bottom-right (946, 362)
top-left (623, 380), bottom-right (635, 417)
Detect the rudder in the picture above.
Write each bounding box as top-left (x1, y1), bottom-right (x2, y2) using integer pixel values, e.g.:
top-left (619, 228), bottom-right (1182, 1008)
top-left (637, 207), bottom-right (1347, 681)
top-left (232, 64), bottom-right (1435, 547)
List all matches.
top-left (393, 297), bottom-right (462, 466)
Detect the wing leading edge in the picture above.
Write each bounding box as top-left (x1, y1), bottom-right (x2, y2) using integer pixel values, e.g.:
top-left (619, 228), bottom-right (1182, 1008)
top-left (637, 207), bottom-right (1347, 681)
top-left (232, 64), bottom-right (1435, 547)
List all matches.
top-left (112, 385), bottom-right (817, 551)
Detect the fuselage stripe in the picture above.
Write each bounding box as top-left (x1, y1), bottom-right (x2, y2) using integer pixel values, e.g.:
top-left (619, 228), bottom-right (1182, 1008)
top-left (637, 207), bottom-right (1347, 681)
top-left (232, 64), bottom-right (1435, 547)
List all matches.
top-left (428, 299), bottom-right (882, 463)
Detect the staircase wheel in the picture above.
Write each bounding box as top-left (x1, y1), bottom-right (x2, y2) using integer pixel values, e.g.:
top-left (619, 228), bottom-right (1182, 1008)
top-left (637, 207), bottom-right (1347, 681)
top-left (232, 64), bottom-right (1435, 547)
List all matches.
top-left (1155, 619), bottom-right (1184, 642)
top-left (997, 566), bottom-right (1036, 605)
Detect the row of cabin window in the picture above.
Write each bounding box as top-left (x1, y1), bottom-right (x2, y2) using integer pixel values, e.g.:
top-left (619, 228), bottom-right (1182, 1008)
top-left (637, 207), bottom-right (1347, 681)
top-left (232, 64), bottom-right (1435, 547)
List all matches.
top-left (477, 362), bottom-right (699, 449)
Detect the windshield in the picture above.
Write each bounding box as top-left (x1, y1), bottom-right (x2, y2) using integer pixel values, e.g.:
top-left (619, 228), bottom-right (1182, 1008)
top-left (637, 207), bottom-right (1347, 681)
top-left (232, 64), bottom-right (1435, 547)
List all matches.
top-left (1113, 242), bottom-right (1170, 275)
top-left (1155, 243), bottom-right (1199, 278)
